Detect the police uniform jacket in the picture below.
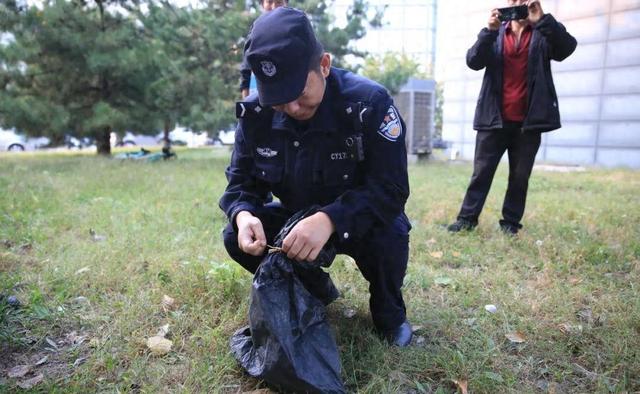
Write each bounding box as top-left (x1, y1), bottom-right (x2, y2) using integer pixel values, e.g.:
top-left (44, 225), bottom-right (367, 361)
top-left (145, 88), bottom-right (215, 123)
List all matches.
top-left (219, 67), bottom-right (410, 242)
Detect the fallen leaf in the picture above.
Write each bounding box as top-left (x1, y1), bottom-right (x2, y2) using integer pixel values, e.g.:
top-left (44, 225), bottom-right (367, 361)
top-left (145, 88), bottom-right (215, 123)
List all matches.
top-left (453, 379), bottom-right (468, 394)
top-left (434, 276), bottom-right (453, 286)
top-left (17, 373), bottom-right (43, 389)
top-left (573, 363), bottom-right (598, 381)
top-left (505, 332), bottom-right (526, 343)
top-left (426, 238), bottom-right (437, 245)
top-left (577, 308), bottom-right (593, 323)
top-left (343, 309), bottom-right (356, 319)
top-left (89, 229), bottom-right (107, 242)
top-left (73, 357), bottom-right (87, 367)
top-left (157, 324), bottom-right (170, 338)
top-left (34, 356), bottom-right (48, 366)
top-left (161, 295), bottom-right (176, 311)
top-left (8, 365), bottom-right (30, 378)
top-left (484, 304), bottom-right (498, 314)
top-left (463, 318), bottom-right (477, 326)
top-left (73, 296), bottom-right (90, 304)
top-left (547, 382), bottom-right (564, 394)
top-left (411, 325), bottom-right (424, 333)
top-left (45, 337), bottom-right (59, 350)
top-left (568, 277), bottom-right (582, 285)
top-left (429, 251), bottom-right (443, 259)
top-left (452, 251), bottom-right (461, 257)
top-left (89, 338), bottom-right (101, 348)
top-left (147, 336), bottom-right (173, 356)
top-left (415, 335), bottom-right (426, 344)
top-left (558, 323), bottom-right (583, 334)
top-left (66, 331), bottom-right (87, 345)
top-left (536, 379), bottom-right (549, 391)
top-left (75, 267), bottom-right (90, 275)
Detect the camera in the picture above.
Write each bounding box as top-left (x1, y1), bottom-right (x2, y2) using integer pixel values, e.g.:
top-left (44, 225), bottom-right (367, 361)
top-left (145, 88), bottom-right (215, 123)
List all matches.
top-left (498, 5), bottom-right (528, 22)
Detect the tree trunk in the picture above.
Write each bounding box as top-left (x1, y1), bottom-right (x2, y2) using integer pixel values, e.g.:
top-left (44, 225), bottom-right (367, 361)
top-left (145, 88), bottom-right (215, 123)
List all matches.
top-left (163, 119), bottom-right (171, 147)
top-left (96, 127), bottom-right (111, 156)
top-left (95, 0), bottom-right (111, 157)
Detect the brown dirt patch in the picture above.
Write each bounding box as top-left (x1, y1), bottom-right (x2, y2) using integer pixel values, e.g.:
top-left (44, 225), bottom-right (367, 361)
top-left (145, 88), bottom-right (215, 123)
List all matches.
top-left (0, 330), bottom-right (92, 389)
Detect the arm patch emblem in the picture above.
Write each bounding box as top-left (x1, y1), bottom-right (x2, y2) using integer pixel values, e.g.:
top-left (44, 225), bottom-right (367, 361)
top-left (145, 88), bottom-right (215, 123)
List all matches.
top-left (377, 106), bottom-right (403, 142)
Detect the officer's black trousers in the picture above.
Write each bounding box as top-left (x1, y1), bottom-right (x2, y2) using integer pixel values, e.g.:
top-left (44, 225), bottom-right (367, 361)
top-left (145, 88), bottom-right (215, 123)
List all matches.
top-left (223, 202), bottom-right (410, 332)
top-left (457, 124), bottom-right (541, 228)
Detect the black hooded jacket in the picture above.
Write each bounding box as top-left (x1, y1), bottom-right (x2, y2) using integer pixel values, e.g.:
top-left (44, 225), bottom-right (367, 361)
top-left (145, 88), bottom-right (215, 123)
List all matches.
top-left (467, 14), bottom-right (577, 132)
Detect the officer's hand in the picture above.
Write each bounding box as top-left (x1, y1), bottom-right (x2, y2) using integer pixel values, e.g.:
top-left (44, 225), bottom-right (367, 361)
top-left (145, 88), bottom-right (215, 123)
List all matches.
top-left (527, 0), bottom-right (544, 24)
top-left (488, 8), bottom-right (501, 31)
top-left (282, 212), bottom-right (335, 262)
top-left (236, 211), bottom-right (267, 256)
top-left (241, 88), bottom-right (249, 99)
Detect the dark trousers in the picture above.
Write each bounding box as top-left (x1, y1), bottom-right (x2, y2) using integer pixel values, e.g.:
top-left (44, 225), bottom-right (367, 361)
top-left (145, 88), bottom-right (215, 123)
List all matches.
top-left (223, 203), bottom-right (411, 331)
top-left (457, 124), bottom-right (541, 228)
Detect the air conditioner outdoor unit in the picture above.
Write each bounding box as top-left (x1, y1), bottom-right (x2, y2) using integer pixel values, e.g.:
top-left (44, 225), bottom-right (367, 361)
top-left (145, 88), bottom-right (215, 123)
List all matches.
top-left (393, 78), bottom-right (436, 157)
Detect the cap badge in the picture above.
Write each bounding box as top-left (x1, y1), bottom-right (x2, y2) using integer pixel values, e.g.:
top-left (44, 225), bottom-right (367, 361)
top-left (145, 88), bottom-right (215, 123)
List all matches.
top-left (260, 61), bottom-right (277, 77)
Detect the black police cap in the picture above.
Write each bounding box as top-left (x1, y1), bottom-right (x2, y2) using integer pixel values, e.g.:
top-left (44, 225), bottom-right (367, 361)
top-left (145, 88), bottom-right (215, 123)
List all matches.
top-left (245, 7), bottom-right (322, 107)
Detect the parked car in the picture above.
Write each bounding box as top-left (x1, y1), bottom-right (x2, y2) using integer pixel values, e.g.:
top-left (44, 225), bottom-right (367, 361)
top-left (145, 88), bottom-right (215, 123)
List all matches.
top-left (155, 126), bottom-right (209, 148)
top-left (65, 135), bottom-right (96, 150)
top-left (111, 132), bottom-right (157, 148)
top-left (217, 129), bottom-right (236, 145)
top-left (112, 127), bottom-right (212, 149)
top-left (0, 129), bottom-right (49, 151)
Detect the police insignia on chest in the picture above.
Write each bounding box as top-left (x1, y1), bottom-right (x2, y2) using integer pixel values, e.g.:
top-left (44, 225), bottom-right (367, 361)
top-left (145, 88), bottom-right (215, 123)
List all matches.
top-left (256, 147), bottom-right (278, 158)
top-left (377, 106), bottom-right (403, 142)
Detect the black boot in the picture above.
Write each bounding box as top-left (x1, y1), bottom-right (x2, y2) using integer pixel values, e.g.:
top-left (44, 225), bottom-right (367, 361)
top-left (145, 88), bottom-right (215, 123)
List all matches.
top-left (446, 218), bottom-right (477, 233)
top-left (382, 320), bottom-right (413, 347)
top-left (499, 220), bottom-right (520, 235)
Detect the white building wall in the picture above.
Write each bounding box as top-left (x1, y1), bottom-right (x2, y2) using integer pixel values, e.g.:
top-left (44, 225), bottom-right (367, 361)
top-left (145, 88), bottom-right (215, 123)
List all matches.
top-left (437, 0), bottom-right (640, 168)
top-left (332, 0), bottom-right (437, 73)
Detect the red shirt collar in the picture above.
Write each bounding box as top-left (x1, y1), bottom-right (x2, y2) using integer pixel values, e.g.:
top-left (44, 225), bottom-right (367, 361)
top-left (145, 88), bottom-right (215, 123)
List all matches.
top-left (505, 21), bottom-right (532, 33)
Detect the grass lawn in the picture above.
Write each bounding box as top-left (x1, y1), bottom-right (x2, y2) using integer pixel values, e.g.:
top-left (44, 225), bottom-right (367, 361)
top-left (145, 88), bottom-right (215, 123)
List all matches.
top-left (1, 148), bottom-right (639, 393)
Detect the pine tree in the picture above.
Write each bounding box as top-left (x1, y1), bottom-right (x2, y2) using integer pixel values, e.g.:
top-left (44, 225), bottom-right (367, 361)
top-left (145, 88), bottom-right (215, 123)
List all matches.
top-left (130, 1), bottom-right (250, 144)
top-left (0, 0), bottom-right (381, 155)
top-left (1, 0), bottom-right (157, 155)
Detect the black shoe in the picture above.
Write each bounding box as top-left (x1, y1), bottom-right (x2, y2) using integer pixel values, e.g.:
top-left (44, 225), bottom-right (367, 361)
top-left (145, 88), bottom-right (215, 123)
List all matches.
top-left (446, 218), bottom-right (477, 233)
top-left (499, 221), bottom-right (520, 235)
top-left (382, 320), bottom-right (413, 347)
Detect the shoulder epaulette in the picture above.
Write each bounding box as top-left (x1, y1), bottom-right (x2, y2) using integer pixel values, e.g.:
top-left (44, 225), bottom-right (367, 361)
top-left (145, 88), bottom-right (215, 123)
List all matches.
top-left (236, 101), bottom-right (269, 119)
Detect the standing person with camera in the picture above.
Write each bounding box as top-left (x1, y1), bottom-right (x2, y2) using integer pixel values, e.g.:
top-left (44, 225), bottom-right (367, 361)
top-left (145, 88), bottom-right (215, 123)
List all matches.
top-left (447, 0), bottom-right (577, 235)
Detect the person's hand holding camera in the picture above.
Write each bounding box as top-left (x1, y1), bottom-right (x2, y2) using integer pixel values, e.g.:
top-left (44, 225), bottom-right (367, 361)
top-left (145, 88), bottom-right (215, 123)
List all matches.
top-left (527, 0), bottom-right (544, 24)
top-left (488, 8), bottom-right (501, 31)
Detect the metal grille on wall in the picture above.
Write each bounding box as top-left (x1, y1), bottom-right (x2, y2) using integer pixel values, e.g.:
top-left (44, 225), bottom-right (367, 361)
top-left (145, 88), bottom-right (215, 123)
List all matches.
top-left (394, 79), bottom-right (436, 156)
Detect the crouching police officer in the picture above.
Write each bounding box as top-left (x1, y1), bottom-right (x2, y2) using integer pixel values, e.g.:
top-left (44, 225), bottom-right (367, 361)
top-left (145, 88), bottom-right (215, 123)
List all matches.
top-left (219, 7), bottom-right (413, 346)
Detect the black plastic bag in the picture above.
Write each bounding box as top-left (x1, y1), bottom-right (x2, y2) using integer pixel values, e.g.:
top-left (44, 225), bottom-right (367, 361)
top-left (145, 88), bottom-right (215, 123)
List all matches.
top-left (230, 207), bottom-right (345, 393)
